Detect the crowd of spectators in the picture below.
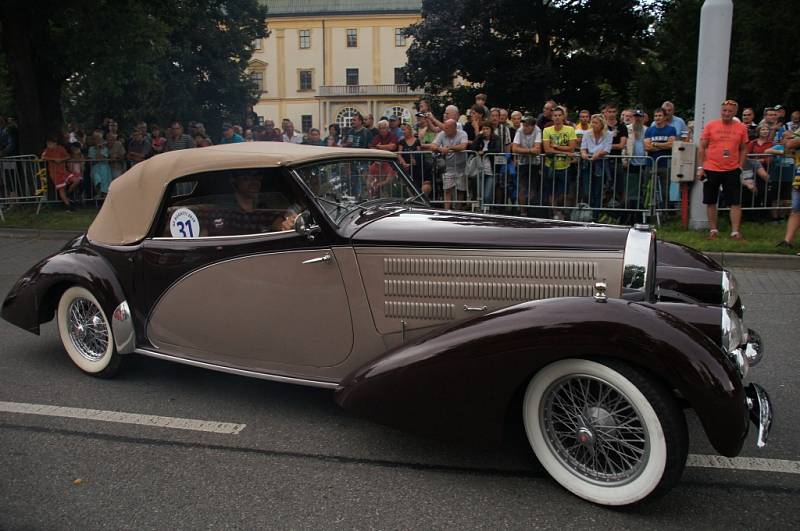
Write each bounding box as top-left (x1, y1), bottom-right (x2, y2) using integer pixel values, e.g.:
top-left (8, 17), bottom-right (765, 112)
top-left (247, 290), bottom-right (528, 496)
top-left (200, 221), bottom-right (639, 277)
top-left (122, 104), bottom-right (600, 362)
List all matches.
top-left (2, 94), bottom-right (798, 235)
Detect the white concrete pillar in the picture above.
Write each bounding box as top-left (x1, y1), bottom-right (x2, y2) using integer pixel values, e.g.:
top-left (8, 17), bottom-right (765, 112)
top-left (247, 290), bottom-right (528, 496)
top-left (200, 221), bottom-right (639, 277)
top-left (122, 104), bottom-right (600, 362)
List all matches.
top-left (689, 0), bottom-right (734, 230)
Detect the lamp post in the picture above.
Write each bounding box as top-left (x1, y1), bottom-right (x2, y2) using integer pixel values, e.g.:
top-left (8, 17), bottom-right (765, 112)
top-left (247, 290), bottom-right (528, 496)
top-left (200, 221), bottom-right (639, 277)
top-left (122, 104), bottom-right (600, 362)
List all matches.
top-left (689, 0), bottom-right (733, 230)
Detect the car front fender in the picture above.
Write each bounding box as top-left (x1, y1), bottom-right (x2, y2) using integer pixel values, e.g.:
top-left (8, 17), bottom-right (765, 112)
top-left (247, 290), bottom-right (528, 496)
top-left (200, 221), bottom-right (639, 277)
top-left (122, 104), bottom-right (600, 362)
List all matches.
top-left (1, 247), bottom-right (127, 335)
top-left (335, 297), bottom-right (748, 457)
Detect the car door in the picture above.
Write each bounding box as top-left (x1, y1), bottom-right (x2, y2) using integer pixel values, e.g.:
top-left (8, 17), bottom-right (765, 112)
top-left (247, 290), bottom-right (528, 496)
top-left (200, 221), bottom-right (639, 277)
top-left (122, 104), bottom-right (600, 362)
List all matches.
top-left (137, 168), bottom-right (354, 372)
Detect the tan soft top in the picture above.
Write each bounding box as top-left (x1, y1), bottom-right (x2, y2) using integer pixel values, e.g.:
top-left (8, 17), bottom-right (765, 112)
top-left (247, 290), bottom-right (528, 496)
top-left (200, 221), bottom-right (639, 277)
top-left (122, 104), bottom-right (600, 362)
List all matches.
top-left (87, 142), bottom-right (397, 245)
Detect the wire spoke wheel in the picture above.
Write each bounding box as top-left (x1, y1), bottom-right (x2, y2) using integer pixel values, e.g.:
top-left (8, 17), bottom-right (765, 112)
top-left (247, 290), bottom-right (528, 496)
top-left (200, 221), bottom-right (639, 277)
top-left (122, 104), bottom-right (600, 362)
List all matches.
top-left (542, 375), bottom-right (648, 485)
top-left (58, 286), bottom-right (121, 377)
top-left (523, 359), bottom-right (688, 506)
top-left (67, 297), bottom-right (110, 361)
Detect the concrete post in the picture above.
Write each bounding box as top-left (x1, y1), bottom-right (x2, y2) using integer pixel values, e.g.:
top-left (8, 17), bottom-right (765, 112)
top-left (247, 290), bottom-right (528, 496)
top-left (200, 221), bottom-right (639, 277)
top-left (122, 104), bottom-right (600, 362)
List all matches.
top-left (689, 0), bottom-right (733, 230)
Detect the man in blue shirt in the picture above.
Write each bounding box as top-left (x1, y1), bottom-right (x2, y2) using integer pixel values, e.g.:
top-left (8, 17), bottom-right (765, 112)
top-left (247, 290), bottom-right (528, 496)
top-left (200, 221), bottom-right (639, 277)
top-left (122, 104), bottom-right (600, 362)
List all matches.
top-left (652, 101), bottom-right (688, 141)
top-left (644, 108), bottom-right (677, 207)
top-left (220, 123), bottom-right (244, 144)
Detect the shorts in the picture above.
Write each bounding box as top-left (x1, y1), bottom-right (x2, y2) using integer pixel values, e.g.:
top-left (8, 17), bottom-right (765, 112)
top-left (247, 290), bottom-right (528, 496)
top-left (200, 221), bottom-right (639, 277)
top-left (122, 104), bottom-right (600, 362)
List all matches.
top-left (51, 171), bottom-right (82, 190)
top-left (442, 172), bottom-right (466, 191)
top-left (702, 168), bottom-right (741, 206)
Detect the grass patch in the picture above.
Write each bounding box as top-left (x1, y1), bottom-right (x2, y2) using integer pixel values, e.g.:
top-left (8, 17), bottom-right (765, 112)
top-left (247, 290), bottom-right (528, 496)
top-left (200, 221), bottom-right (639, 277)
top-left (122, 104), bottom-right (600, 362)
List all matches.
top-left (0, 204), bottom-right (98, 231)
top-left (656, 218), bottom-right (793, 254)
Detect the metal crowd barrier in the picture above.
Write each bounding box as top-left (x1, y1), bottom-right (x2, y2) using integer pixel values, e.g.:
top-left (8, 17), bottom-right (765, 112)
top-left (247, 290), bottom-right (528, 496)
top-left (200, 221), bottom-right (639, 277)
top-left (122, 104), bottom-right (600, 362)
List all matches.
top-left (396, 149), bottom-right (481, 211)
top-left (0, 156), bottom-right (136, 220)
top-left (4, 149), bottom-right (794, 224)
top-left (476, 153), bottom-right (656, 223)
top-left (0, 155), bottom-right (48, 220)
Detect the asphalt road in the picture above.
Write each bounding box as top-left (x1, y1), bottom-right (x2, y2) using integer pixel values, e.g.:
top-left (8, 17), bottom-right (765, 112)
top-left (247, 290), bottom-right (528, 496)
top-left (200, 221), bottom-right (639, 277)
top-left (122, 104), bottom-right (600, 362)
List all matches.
top-left (1, 235), bottom-right (798, 530)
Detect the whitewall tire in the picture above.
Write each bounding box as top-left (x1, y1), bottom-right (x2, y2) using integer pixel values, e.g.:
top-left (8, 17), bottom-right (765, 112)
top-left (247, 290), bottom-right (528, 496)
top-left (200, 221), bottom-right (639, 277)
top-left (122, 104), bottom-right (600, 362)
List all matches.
top-left (57, 286), bottom-right (121, 378)
top-left (523, 359), bottom-right (687, 506)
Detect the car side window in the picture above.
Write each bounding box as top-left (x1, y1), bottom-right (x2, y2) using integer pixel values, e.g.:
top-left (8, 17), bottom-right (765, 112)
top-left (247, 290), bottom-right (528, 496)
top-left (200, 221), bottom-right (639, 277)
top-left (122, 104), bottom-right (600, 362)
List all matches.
top-left (155, 168), bottom-right (306, 238)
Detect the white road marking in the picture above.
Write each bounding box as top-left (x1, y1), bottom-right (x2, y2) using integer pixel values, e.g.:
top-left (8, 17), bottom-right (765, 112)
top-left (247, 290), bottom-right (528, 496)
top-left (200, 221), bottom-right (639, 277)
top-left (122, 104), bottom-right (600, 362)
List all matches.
top-left (687, 454), bottom-right (800, 474)
top-left (0, 400), bottom-right (798, 474)
top-left (0, 401), bottom-right (246, 435)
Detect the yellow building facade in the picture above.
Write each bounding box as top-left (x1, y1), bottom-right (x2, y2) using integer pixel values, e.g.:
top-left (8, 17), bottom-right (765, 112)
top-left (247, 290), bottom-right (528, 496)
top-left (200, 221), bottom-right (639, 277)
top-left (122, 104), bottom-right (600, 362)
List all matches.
top-left (249, 1), bottom-right (424, 133)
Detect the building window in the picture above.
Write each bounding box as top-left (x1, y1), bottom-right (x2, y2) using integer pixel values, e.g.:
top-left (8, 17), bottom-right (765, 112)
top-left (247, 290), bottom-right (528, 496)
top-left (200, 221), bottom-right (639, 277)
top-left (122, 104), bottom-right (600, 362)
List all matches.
top-left (250, 71), bottom-right (264, 93)
top-left (394, 28), bottom-right (406, 47)
top-left (298, 70), bottom-right (313, 91)
top-left (385, 106), bottom-right (410, 125)
top-left (299, 30), bottom-right (310, 49)
top-left (301, 115), bottom-right (313, 134)
top-left (394, 68), bottom-right (406, 85)
top-left (346, 68), bottom-right (359, 86)
top-left (346, 29), bottom-right (357, 48)
top-left (252, 38), bottom-right (262, 50)
top-left (335, 107), bottom-right (361, 129)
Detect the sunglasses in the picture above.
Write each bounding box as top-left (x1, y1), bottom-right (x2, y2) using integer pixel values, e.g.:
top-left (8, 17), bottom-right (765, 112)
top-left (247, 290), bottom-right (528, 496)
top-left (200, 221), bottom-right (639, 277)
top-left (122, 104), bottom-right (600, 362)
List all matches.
top-left (722, 99), bottom-right (738, 107)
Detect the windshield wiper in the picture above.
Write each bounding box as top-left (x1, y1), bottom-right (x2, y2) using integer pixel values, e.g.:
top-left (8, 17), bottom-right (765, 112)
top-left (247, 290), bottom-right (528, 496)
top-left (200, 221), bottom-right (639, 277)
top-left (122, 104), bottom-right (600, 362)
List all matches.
top-left (403, 191), bottom-right (429, 206)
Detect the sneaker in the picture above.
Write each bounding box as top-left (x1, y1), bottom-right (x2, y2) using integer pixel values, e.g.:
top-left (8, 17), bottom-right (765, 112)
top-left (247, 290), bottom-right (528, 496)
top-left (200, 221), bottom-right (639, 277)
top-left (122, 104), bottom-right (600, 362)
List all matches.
top-left (730, 232), bottom-right (745, 241)
top-left (776, 240), bottom-right (793, 249)
top-left (705, 229), bottom-right (719, 240)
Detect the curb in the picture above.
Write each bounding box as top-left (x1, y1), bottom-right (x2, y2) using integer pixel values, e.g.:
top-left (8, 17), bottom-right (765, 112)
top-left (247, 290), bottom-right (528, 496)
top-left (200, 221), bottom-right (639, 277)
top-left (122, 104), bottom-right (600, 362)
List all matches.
top-left (0, 228), bottom-right (83, 241)
top-left (706, 252), bottom-right (800, 270)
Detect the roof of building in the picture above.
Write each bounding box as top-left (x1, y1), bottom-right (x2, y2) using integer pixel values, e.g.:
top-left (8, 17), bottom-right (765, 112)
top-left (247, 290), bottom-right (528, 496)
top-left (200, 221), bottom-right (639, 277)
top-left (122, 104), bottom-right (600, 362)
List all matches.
top-left (262, 0), bottom-right (422, 17)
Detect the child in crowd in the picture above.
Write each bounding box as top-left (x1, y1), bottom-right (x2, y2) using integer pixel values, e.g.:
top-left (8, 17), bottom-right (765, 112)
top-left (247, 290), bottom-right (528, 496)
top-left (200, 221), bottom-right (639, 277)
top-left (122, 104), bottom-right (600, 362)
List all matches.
top-left (41, 137), bottom-right (79, 210)
top-left (88, 132), bottom-right (112, 197)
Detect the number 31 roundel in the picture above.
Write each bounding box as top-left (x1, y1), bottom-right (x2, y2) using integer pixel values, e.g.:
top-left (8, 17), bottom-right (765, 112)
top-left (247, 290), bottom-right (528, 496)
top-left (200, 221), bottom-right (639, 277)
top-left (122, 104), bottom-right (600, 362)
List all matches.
top-left (169, 207), bottom-right (200, 238)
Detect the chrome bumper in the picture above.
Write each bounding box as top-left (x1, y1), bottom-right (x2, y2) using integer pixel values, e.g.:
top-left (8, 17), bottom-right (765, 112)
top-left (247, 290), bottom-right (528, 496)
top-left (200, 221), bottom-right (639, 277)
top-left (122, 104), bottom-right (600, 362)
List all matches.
top-left (745, 383), bottom-right (773, 448)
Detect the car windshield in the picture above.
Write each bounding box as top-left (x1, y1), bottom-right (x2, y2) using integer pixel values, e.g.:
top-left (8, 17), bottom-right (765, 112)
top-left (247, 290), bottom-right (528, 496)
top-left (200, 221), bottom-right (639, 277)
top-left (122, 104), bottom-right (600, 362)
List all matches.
top-left (294, 158), bottom-right (422, 224)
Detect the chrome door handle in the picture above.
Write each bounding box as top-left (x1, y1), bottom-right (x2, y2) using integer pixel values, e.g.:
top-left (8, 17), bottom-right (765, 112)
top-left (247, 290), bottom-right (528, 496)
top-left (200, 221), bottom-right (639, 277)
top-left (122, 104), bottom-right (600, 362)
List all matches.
top-left (463, 305), bottom-right (488, 312)
top-left (302, 254), bottom-right (331, 264)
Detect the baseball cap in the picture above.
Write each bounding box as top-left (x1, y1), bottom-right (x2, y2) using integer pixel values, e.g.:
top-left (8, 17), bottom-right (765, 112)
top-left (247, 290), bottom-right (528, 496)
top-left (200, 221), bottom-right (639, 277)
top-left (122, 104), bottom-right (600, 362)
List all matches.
top-left (522, 115), bottom-right (536, 124)
top-left (774, 105), bottom-right (784, 111)
top-left (633, 109), bottom-right (644, 117)
top-left (222, 123), bottom-right (233, 130)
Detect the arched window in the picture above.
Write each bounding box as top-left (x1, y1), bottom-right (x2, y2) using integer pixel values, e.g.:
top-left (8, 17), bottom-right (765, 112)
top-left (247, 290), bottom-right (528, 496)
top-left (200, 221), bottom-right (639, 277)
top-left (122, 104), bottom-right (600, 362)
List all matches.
top-left (335, 107), bottom-right (361, 129)
top-left (384, 106), bottom-right (411, 125)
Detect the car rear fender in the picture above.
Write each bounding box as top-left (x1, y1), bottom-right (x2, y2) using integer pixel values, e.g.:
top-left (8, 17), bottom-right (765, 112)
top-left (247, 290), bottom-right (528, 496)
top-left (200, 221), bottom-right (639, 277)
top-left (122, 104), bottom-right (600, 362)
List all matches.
top-left (335, 297), bottom-right (748, 457)
top-left (1, 248), bottom-right (127, 335)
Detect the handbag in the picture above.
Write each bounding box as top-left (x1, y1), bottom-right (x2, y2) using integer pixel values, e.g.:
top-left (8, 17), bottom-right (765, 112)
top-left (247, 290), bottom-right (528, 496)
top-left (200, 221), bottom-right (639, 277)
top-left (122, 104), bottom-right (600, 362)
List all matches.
top-left (465, 153), bottom-right (482, 179)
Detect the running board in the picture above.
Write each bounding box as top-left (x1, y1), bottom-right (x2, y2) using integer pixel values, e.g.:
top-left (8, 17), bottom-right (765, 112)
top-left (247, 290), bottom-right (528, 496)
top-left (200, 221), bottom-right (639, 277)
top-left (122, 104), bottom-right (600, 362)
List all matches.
top-left (134, 348), bottom-right (339, 389)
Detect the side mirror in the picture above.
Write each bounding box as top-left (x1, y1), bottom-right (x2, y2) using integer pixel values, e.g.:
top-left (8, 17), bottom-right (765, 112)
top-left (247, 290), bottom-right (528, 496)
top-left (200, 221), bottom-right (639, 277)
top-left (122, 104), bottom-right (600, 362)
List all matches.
top-left (294, 211), bottom-right (321, 241)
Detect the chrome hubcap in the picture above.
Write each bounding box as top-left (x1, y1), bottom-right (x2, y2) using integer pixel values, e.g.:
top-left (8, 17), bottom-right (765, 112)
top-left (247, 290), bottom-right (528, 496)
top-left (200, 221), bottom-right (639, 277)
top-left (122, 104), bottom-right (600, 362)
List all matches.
top-left (67, 297), bottom-right (109, 362)
top-left (541, 375), bottom-right (649, 485)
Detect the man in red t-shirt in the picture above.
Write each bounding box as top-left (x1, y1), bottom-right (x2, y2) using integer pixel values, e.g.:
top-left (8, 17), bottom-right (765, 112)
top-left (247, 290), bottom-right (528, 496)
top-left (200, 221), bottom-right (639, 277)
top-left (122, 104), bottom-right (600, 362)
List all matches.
top-left (41, 137), bottom-right (78, 210)
top-left (696, 100), bottom-right (749, 240)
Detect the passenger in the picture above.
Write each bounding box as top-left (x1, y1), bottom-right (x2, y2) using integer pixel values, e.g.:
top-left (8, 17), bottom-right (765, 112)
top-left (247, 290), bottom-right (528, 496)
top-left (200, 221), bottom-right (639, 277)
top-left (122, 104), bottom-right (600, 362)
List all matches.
top-left (203, 173), bottom-right (299, 236)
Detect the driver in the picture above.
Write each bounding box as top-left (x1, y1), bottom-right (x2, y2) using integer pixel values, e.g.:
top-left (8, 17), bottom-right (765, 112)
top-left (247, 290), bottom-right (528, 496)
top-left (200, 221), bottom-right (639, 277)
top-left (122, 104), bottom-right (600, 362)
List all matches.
top-left (205, 173), bottom-right (299, 236)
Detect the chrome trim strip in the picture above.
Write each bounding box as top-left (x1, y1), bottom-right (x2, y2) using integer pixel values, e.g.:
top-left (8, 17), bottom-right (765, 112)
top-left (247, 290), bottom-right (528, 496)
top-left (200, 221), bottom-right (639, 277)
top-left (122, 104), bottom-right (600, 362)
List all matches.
top-left (152, 229), bottom-right (295, 241)
top-left (134, 348), bottom-right (339, 389)
top-left (622, 227), bottom-right (653, 293)
top-left (745, 383), bottom-right (773, 448)
top-left (112, 301), bottom-right (136, 354)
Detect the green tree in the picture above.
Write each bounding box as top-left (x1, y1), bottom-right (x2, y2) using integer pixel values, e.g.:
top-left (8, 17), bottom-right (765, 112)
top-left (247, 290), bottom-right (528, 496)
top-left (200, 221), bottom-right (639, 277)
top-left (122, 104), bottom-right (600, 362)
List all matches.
top-left (0, 0), bottom-right (268, 153)
top-left (405, 0), bottom-right (653, 115)
top-left (635, 0), bottom-right (800, 117)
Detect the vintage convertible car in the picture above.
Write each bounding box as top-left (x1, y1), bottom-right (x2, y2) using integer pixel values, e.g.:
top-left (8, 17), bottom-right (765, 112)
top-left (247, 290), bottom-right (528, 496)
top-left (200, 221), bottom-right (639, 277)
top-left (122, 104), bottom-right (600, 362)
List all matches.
top-left (2, 142), bottom-right (772, 506)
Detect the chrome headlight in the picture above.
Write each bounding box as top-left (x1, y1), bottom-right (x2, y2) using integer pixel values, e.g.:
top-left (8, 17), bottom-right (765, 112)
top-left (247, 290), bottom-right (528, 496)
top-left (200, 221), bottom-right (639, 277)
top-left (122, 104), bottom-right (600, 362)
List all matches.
top-left (721, 270), bottom-right (739, 308)
top-left (721, 307), bottom-right (746, 352)
top-left (722, 308), bottom-right (748, 378)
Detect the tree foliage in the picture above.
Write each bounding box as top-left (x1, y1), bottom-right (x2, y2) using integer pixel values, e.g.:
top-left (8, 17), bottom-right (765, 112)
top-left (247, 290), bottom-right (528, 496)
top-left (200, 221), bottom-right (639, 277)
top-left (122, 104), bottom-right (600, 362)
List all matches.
top-left (0, 0), bottom-right (268, 152)
top-left (405, 0), bottom-right (653, 115)
top-left (639, 0), bottom-right (800, 117)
